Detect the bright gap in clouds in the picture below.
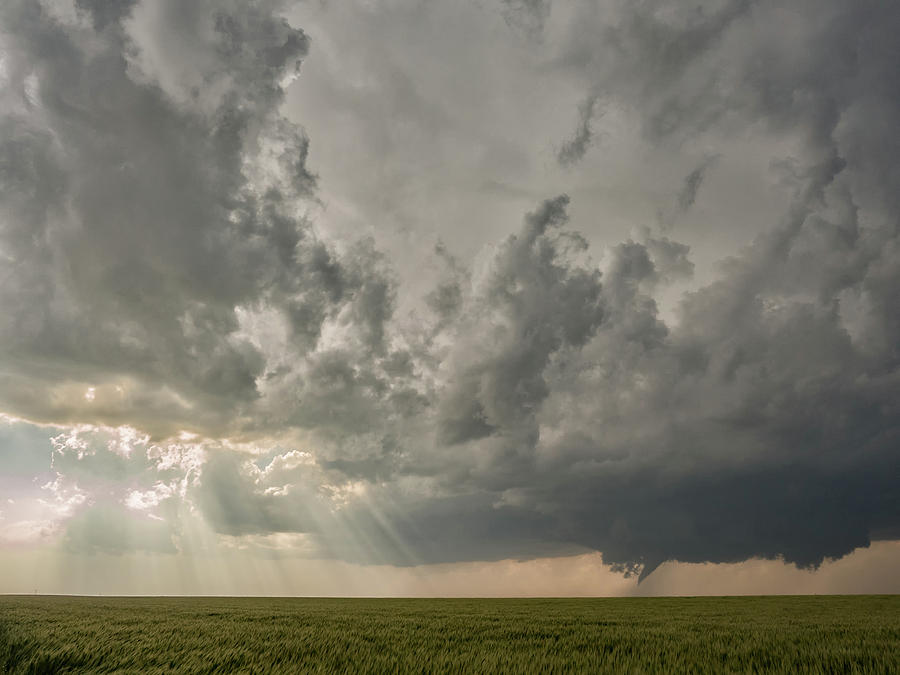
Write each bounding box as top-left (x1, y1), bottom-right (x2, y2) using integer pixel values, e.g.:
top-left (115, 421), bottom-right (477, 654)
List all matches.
top-left (0, 0), bottom-right (899, 595)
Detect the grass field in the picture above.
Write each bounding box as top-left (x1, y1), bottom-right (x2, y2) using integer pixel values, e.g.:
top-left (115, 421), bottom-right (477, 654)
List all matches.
top-left (1, 595), bottom-right (898, 673)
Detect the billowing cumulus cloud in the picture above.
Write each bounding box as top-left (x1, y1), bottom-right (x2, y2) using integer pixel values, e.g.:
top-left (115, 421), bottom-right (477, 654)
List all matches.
top-left (0, 0), bottom-right (898, 590)
top-left (0, 0), bottom-right (397, 440)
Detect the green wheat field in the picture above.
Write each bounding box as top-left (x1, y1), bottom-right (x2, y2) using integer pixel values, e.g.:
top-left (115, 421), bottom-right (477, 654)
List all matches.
top-left (1, 595), bottom-right (898, 673)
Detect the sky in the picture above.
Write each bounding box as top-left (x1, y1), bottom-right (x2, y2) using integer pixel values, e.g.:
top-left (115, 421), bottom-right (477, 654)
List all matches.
top-left (0, 0), bottom-right (898, 596)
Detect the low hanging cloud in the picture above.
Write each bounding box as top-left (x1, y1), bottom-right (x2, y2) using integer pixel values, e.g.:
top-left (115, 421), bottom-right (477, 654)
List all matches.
top-left (0, 0), bottom-right (898, 584)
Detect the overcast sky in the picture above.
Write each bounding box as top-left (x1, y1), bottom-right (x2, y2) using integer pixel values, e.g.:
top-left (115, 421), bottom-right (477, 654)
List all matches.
top-left (1, 0), bottom-right (899, 596)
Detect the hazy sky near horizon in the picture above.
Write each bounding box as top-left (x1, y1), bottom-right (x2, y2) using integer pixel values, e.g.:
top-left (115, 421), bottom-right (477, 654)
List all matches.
top-left (1, 0), bottom-right (899, 595)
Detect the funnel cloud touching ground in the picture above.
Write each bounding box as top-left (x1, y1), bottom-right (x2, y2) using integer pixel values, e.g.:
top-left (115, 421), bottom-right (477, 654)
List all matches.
top-left (0, 0), bottom-right (899, 593)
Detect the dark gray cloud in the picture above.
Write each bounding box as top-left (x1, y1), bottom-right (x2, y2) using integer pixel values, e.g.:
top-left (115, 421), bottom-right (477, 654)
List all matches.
top-left (557, 95), bottom-right (599, 167)
top-left (1, 0), bottom-right (899, 585)
top-left (434, 195), bottom-right (603, 453)
top-left (655, 155), bottom-right (719, 230)
top-left (0, 0), bottom-right (398, 439)
top-left (676, 159), bottom-right (713, 214)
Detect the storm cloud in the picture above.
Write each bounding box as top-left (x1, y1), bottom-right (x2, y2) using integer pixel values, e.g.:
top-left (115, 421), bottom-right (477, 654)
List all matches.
top-left (0, 0), bottom-right (898, 587)
top-left (0, 0), bottom-right (398, 440)
top-left (557, 95), bottom-right (600, 168)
